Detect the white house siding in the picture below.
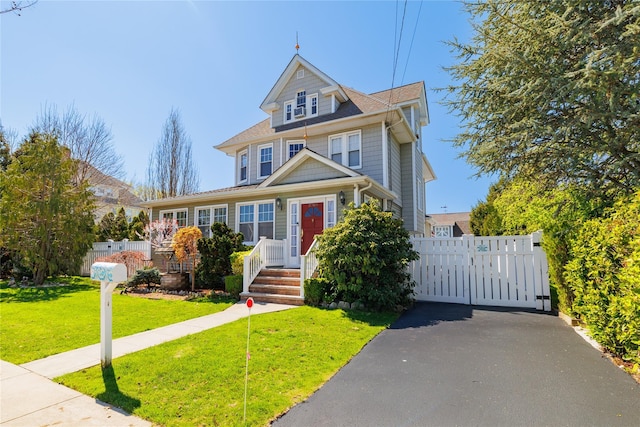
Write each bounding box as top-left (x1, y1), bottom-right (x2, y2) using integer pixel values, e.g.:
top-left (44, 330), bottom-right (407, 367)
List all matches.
top-left (271, 65), bottom-right (329, 128)
top-left (400, 143), bottom-right (415, 231)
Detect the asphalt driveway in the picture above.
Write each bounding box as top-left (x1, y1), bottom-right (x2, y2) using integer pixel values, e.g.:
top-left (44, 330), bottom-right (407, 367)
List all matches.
top-left (273, 302), bottom-right (640, 427)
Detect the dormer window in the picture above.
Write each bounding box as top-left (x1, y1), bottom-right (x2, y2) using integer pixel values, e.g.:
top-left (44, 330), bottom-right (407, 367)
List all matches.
top-left (285, 103), bottom-right (293, 122)
top-left (296, 91), bottom-right (306, 108)
top-left (284, 91), bottom-right (318, 123)
top-left (310, 95), bottom-right (318, 115)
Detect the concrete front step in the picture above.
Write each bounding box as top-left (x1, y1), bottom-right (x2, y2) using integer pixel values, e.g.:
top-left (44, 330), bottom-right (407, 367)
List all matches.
top-left (240, 292), bottom-right (304, 306)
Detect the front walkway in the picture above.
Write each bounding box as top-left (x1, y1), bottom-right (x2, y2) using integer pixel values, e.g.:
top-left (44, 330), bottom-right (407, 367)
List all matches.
top-left (1, 302), bottom-right (298, 426)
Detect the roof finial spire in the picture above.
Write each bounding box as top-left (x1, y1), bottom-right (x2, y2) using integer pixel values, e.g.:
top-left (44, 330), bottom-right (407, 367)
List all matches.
top-left (295, 31), bottom-right (300, 52)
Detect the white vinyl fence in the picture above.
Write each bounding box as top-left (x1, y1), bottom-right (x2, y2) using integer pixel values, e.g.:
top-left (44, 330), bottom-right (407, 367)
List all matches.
top-left (81, 240), bottom-right (152, 277)
top-left (410, 232), bottom-right (551, 311)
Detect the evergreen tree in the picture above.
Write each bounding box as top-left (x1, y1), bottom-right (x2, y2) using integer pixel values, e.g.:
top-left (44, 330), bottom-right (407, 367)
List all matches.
top-left (0, 132), bottom-right (95, 285)
top-left (114, 207), bottom-right (129, 240)
top-left (128, 210), bottom-right (149, 241)
top-left (96, 212), bottom-right (116, 241)
top-left (444, 0), bottom-right (640, 195)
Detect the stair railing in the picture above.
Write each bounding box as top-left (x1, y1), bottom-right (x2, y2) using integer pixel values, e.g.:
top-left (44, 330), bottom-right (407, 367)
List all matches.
top-left (243, 237), bottom-right (286, 294)
top-left (299, 239), bottom-right (319, 299)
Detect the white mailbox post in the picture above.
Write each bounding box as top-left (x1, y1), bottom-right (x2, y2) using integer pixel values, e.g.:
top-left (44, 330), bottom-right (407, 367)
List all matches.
top-left (91, 262), bottom-right (127, 368)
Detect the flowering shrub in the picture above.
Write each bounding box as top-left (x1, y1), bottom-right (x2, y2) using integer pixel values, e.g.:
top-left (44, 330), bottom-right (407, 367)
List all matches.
top-left (144, 218), bottom-right (179, 248)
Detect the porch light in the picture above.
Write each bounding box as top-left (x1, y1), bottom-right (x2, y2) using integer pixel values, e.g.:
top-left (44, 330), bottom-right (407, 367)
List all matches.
top-left (339, 190), bottom-right (346, 205)
top-left (276, 197), bottom-right (282, 210)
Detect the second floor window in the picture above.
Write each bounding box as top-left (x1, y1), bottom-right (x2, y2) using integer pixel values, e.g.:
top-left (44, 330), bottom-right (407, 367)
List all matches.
top-left (288, 141), bottom-right (305, 159)
top-left (258, 145), bottom-right (272, 179)
top-left (329, 130), bottom-right (361, 169)
top-left (239, 151), bottom-right (248, 182)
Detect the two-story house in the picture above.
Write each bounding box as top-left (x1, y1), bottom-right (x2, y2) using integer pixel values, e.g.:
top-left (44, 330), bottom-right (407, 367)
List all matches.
top-left (142, 54), bottom-right (435, 302)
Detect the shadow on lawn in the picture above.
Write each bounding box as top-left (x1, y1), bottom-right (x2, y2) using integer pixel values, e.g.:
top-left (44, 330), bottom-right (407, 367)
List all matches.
top-left (97, 365), bottom-right (141, 414)
top-left (0, 282), bottom-right (94, 303)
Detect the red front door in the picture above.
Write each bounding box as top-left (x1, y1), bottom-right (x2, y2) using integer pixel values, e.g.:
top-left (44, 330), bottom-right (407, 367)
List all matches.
top-left (301, 203), bottom-right (324, 255)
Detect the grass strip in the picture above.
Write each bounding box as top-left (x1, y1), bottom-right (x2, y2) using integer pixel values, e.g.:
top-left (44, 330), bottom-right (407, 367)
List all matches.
top-left (0, 277), bottom-right (234, 364)
top-left (57, 307), bottom-right (396, 426)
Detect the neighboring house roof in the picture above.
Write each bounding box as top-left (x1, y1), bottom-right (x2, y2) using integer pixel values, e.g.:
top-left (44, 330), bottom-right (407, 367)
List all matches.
top-left (426, 212), bottom-right (472, 236)
top-left (83, 162), bottom-right (144, 210)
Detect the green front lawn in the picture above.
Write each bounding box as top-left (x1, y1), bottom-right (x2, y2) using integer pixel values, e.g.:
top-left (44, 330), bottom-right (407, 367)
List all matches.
top-left (0, 277), bottom-right (235, 364)
top-left (58, 307), bottom-right (396, 426)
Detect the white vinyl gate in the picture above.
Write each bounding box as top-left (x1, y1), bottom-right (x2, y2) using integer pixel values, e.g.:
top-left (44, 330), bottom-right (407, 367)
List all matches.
top-left (410, 232), bottom-right (551, 311)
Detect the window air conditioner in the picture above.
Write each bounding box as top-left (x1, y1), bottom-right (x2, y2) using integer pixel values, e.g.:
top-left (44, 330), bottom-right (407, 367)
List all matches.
top-left (294, 107), bottom-right (306, 118)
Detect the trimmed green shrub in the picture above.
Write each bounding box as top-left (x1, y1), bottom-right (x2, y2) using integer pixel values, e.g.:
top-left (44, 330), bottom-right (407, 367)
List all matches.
top-left (196, 223), bottom-right (245, 289)
top-left (315, 201), bottom-right (418, 311)
top-left (125, 267), bottom-right (161, 292)
top-left (224, 275), bottom-right (243, 298)
top-left (230, 250), bottom-right (252, 276)
top-left (565, 191), bottom-right (640, 364)
top-left (304, 278), bottom-right (333, 306)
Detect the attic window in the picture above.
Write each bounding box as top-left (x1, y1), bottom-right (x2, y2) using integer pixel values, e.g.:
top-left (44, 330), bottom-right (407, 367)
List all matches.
top-left (297, 69), bottom-right (304, 79)
top-left (296, 91), bottom-right (306, 108)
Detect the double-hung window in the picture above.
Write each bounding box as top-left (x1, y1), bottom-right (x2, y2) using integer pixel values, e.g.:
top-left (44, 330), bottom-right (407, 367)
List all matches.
top-left (196, 205), bottom-right (228, 237)
top-left (309, 94), bottom-right (318, 116)
top-left (258, 144), bottom-right (272, 179)
top-left (296, 90), bottom-right (306, 109)
top-left (196, 208), bottom-right (211, 237)
top-left (237, 201), bottom-right (275, 243)
top-left (239, 150), bottom-right (248, 183)
top-left (288, 141), bottom-right (305, 159)
top-left (284, 91), bottom-right (318, 123)
top-left (284, 101), bottom-right (293, 123)
top-left (328, 130), bottom-right (361, 169)
top-left (160, 209), bottom-right (187, 228)
top-left (238, 205), bottom-right (254, 243)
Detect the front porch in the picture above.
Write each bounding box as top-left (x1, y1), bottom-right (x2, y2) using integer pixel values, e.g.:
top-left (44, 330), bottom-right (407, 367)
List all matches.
top-left (240, 237), bottom-right (318, 305)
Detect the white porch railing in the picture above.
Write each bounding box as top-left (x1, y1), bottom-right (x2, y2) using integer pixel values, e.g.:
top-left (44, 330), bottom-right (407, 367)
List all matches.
top-left (299, 239), bottom-right (319, 300)
top-left (243, 237), bottom-right (286, 294)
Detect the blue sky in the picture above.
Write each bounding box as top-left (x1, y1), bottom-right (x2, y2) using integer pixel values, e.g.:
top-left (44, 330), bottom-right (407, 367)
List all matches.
top-left (1, 0), bottom-right (493, 213)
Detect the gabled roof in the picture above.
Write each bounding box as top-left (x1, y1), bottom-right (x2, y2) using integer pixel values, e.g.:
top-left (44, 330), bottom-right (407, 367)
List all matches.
top-left (260, 54), bottom-right (348, 113)
top-left (259, 148), bottom-right (361, 188)
top-left (370, 81), bottom-right (429, 125)
top-left (215, 83), bottom-right (426, 154)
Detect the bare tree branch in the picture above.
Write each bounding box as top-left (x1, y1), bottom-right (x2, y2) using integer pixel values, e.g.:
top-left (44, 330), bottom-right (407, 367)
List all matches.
top-left (0, 0), bottom-right (37, 15)
top-left (31, 103), bottom-right (125, 185)
top-left (146, 107), bottom-right (200, 199)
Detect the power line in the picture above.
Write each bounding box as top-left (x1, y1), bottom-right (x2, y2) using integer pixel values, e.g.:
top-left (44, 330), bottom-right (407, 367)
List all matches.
top-left (387, 0), bottom-right (408, 125)
top-left (401, 0), bottom-right (423, 85)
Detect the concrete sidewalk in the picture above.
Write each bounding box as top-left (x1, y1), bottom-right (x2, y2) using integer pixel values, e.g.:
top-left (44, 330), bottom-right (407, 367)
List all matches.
top-left (1, 301), bottom-right (297, 426)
